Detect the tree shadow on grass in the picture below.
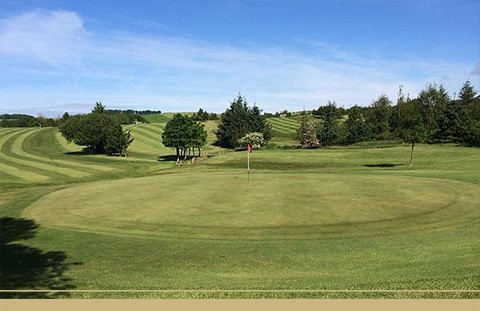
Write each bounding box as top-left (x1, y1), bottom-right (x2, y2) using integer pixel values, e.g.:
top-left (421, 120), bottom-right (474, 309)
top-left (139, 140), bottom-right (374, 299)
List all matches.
top-left (363, 163), bottom-right (403, 168)
top-left (0, 217), bottom-right (81, 298)
top-left (64, 147), bottom-right (96, 156)
top-left (158, 155), bottom-right (178, 162)
top-left (64, 151), bottom-right (90, 155)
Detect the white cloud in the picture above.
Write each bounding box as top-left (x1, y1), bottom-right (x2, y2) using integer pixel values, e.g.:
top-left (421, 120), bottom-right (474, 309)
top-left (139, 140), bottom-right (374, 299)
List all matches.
top-left (0, 10), bottom-right (89, 65)
top-left (0, 9), bottom-right (478, 116)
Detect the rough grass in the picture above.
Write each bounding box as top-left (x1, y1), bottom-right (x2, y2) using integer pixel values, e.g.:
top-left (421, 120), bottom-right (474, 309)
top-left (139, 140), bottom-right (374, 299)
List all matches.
top-left (1, 122), bottom-right (479, 299)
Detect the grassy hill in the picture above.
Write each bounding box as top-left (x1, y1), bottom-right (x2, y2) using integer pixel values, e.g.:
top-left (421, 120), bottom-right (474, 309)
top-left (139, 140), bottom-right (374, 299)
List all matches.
top-left (1, 121), bottom-right (479, 298)
top-left (267, 116), bottom-right (300, 147)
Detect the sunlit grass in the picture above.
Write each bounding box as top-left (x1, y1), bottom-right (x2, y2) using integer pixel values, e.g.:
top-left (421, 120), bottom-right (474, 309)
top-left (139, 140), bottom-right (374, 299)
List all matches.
top-left (0, 120), bottom-right (479, 298)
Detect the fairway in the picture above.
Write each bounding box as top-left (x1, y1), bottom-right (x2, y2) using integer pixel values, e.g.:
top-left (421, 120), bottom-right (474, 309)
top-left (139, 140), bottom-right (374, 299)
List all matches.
top-left (23, 172), bottom-right (480, 240)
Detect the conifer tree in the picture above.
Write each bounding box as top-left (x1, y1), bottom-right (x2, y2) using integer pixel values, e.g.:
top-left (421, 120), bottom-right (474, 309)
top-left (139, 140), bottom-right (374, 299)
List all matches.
top-left (216, 95), bottom-right (272, 148)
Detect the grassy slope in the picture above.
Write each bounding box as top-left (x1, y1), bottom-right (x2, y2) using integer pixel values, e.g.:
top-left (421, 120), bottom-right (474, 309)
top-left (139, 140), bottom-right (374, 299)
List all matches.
top-left (1, 118), bottom-right (479, 298)
top-left (267, 117), bottom-right (301, 147)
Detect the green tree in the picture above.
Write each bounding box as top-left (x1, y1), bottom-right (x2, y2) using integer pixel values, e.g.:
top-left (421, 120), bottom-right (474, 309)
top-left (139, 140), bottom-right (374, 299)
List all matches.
top-left (345, 106), bottom-right (371, 144)
top-left (298, 113), bottom-right (320, 148)
top-left (187, 121), bottom-right (208, 156)
top-left (316, 101), bottom-right (340, 146)
top-left (216, 95), bottom-right (272, 148)
top-left (459, 80), bottom-right (480, 146)
top-left (59, 105), bottom-right (133, 155)
top-left (417, 83), bottom-right (450, 141)
top-left (365, 95), bottom-right (392, 140)
top-left (92, 102), bottom-right (106, 114)
top-left (61, 112), bottom-right (70, 123)
top-left (436, 100), bottom-right (470, 143)
top-left (105, 128), bottom-right (134, 156)
top-left (400, 99), bottom-right (427, 166)
top-left (459, 80), bottom-right (477, 105)
top-left (162, 114), bottom-right (191, 161)
top-left (192, 108), bottom-right (209, 122)
top-left (162, 114), bottom-right (207, 161)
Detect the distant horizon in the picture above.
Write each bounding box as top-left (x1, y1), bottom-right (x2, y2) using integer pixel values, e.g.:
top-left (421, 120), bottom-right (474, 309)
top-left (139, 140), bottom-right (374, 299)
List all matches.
top-left (1, 0), bottom-right (479, 117)
top-left (0, 81), bottom-right (477, 118)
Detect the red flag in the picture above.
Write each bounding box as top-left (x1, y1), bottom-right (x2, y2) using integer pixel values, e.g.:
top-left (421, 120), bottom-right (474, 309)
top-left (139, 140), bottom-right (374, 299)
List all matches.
top-left (247, 144), bottom-right (252, 153)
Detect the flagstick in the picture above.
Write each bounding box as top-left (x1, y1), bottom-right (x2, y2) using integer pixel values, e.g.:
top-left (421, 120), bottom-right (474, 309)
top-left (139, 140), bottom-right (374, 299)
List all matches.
top-left (247, 149), bottom-right (250, 181)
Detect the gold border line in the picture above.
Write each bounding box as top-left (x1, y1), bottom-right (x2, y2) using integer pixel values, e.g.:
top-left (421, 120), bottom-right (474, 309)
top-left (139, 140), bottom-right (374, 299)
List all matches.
top-left (1, 289), bottom-right (479, 293)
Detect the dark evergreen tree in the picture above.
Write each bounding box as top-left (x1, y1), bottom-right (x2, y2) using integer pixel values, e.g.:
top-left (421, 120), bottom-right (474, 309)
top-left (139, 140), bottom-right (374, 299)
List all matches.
top-left (345, 106), bottom-right (372, 144)
top-left (316, 101), bottom-right (340, 146)
top-left (459, 80), bottom-right (477, 104)
top-left (459, 80), bottom-right (480, 146)
top-left (365, 95), bottom-right (392, 140)
top-left (105, 128), bottom-right (134, 155)
top-left (436, 100), bottom-right (470, 143)
top-left (216, 95), bottom-right (272, 148)
top-left (92, 102), bottom-right (106, 114)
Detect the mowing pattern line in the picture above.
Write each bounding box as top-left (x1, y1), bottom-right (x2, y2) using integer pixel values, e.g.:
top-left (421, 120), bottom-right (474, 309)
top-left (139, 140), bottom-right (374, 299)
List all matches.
top-left (125, 124), bottom-right (167, 156)
top-left (267, 118), bottom-right (300, 134)
top-left (0, 127), bottom-right (115, 183)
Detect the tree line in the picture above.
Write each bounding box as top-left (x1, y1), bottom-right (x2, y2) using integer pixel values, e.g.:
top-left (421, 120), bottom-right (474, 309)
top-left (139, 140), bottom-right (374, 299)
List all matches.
top-left (6, 81), bottom-right (479, 161)
top-left (297, 81), bottom-right (479, 165)
top-left (0, 109), bottom-right (156, 128)
top-left (0, 114), bottom-right (61, 127)
top-left (299, 81), bottom-right (480, 148)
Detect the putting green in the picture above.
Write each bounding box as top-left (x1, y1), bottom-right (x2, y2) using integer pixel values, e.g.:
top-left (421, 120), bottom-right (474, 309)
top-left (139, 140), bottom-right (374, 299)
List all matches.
top-left (23, 172), bottom-right (480, 240)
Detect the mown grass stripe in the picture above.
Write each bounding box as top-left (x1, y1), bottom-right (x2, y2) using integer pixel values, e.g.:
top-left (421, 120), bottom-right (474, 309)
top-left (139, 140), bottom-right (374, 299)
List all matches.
top-left (0, 128), bottom-right (20, 136)
top-left (270, 123), bottom-right (298, 131)
top-left (138, 126), bottom-right (164, 137)
top-left (269, 124), bottom-right (298, 133)
top-left (24, 128), bottom-right (114, 173)
top-left (0, 161), bottom-right (50, 182)
top-left (1, 130), bottom-right (88, 178)
top-left (138, 123), bottom-right (165, 134)
top-left (131, 127), bottom-right (161, 142)
top-left (127, 134), bottom-right (163, 155)
top-left (0, 129), bottom-right (54, 181)
top-left (268, 117), bottom-right (300, 124)
top-left (12, 130), bottom-right (99, 176)
top-left (271, 127), bottom-right (298, 135)
top-left (130, 131), bottom-right (160, 148)
top-left (268, 120), bottom-right (299, 131)
top-left (268, 117), bottom-right (300, 126)
top-left (54, 131), bottom-right (83, 153)
top-left (0, 128), bottom-right (32, 146)
top-left (129, 137), bottom-right (162, 152)
top-left (0, 150), bottom-right (79, 181)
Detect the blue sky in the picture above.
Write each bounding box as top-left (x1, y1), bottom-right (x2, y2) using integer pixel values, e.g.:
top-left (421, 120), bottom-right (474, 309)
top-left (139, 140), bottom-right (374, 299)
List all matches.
top-left (0, 0), bottom-right (479, 116)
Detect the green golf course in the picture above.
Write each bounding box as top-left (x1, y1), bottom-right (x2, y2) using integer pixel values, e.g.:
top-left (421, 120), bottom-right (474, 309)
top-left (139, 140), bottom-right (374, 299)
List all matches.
top-left (0, 118), bottom-right (479, 298)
